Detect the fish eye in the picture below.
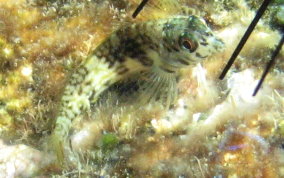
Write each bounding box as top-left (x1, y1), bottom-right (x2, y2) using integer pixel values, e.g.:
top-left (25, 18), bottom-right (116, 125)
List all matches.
top-left (181, 38), bottom-right (198, 53)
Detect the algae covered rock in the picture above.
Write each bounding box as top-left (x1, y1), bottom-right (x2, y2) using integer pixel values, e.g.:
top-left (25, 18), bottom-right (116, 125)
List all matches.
top-left (0, 0), bottom-right (283, 177)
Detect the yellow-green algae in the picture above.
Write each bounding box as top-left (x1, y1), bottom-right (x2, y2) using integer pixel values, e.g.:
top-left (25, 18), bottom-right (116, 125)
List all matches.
top-left (0, 0), bottom-right (283, 177)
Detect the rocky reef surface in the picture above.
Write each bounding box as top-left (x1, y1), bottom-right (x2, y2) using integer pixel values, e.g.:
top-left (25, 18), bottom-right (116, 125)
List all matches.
top-left (0, 0), bottom-right (283, 177)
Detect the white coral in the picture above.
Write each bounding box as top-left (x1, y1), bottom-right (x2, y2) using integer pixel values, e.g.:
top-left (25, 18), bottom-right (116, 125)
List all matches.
top-left (0, 140), bottom-right (44, 178)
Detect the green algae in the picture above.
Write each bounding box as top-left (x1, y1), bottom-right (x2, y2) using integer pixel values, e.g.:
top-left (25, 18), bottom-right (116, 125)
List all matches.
top-left (100, 133), bottom-right (119, 152)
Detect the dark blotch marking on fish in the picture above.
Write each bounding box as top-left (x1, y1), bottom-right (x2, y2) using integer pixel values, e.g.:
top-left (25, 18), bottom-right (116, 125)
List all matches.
top-left (177, 58), bottom-right (190, 65)
top-left (117, 67), bottom-right (129, 75)
top-left (160, 66), bottom-right (175, 73)
top-left (200, 42), bottom-right (208, 46)
top-left (196, 52), bottom-right (208, 58)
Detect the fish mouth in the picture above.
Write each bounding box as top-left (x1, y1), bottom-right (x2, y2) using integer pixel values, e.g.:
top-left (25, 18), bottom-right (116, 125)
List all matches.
top-left (206, 34), bottom-right (225, 53)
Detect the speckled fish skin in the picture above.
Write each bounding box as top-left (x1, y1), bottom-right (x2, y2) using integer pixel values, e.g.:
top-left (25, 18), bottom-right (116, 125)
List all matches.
top-left (51, 15), bottom-right (224, 164)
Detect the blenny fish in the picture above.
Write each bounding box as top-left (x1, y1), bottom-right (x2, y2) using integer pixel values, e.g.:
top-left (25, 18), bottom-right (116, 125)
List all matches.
top-left (51, 15), bottom-right (224, 164)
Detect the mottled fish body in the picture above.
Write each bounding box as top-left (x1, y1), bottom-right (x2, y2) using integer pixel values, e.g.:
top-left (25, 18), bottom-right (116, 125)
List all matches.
top-left (51, 15), bottom-right (224, 164)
